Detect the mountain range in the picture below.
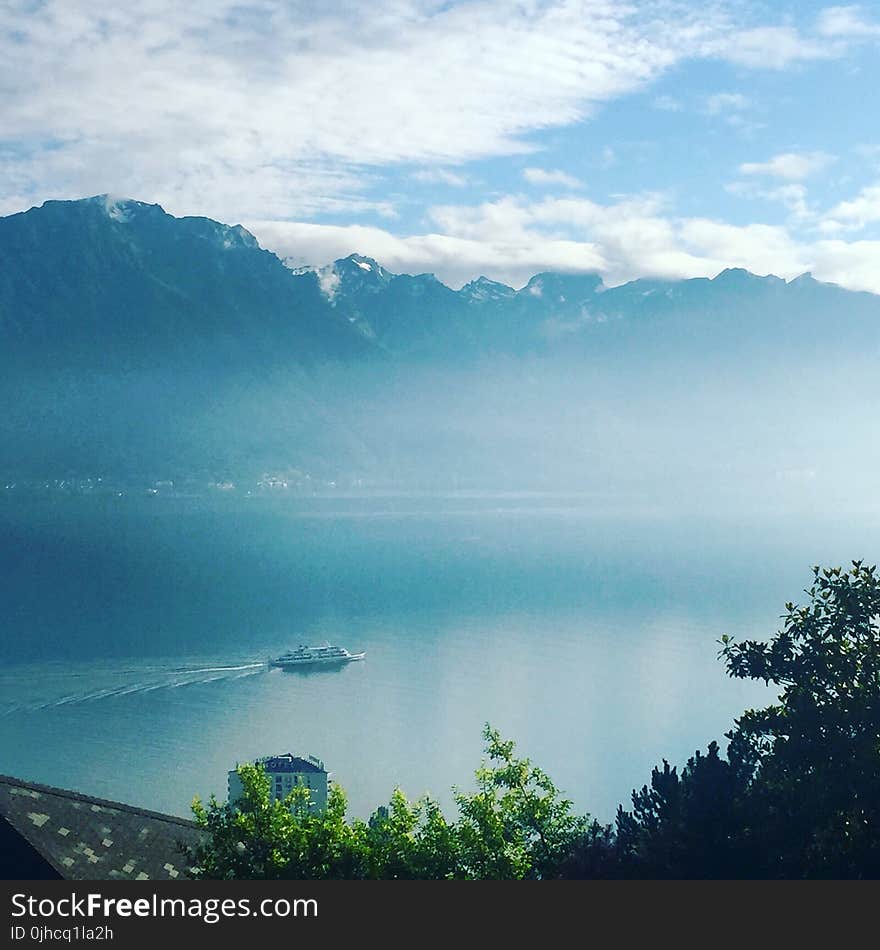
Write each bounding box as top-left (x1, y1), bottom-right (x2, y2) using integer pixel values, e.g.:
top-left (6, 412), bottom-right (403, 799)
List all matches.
top-left (3, 196), bottom-right (880, 365)
top-left (1, 196), bottom-right (878, 493)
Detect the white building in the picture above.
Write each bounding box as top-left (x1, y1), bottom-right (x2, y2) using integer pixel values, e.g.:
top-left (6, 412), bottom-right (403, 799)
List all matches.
top-left (228, 753), bottom-right (329, 813)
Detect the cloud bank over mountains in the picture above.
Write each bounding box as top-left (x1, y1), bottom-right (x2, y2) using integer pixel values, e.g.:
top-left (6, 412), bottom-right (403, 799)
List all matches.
top-left (251, 194), bottom-right (880, 295)
top-left (2, 2), bottom-right (880, 292)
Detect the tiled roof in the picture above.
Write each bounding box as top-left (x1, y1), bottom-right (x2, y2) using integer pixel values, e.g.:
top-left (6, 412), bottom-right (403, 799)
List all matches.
top-left (0, 775), bottom-right (203, 881)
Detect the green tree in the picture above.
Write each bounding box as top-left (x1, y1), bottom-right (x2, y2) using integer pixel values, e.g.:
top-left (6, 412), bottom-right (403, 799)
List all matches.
top-left (613, 741), bottom-right (753, 878)
top-left (188, 764), bottom-right (369, 879)
top-left (454, 725), bottom-right (588, 879)
top-left (591, 562), bottom-right (880, 879)
top-left (552, 820), bottom-right (620, 879)
top-left (186, 724), bottom-right (586, 879)
top-left (720, 561), bottom-right (880, 878)
top-left (363, 790), bottom-right (460, 879)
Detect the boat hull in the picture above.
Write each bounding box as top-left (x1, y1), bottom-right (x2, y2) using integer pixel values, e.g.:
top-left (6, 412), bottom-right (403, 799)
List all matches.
top-left (269, 653), bottom-right (365, 669)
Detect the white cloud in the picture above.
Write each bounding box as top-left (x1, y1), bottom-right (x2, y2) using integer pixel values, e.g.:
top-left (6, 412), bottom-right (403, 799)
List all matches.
top-left (710, 26), bottom-right (839, 69)
top-left (726, 181), bottom-right (812, 220)
top-left (249, 192), bottom-right (880, 295)
top-left (0, 0), bottom-right (732, 221)
top-left (249, 217), bottom-right (608, 290)
top-left (704, 92), bottom-right (750, 115)
top-left (247, 192), bottom-right (790, 289)
top-left (740, 152), bottom-right (836, 181)
top-left (316, 267), bottom-right (341, 302)
top-left (1, 1), bottom-right (865, 223)
top-left (411, 169), bottom-right (470, 187)
top-left (816, 5), bottom-right (880, 38)
top-left (677, 219), bottom-right (810, 276)
top-left (522, 168), bottom-right (583, 189)
top-left (767, 184), bottom-right (811, 220)
top-left (811, 239), bottom-right (880, 293)
top-left (821, 183), bottom-right (880, 231)
top-left (703, 91), bottom-right (764, 133)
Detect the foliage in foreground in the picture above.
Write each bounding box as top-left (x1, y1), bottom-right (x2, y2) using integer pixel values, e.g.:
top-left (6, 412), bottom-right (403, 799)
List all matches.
top-left (187, 725), bottom-right (591, 879)
top-left (187, 562), bottom-right (880, 879)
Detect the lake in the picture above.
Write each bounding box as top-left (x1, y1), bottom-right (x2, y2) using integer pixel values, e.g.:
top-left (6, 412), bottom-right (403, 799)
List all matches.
top-left (0, 494), bottom-right (875, 823)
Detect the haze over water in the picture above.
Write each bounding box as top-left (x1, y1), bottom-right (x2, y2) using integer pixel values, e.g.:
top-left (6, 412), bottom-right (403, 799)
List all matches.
top-left (1, 494), bottom-right (874, 823)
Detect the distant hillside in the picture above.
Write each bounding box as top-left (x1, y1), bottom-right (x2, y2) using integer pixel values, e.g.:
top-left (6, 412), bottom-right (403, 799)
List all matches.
top-left (1, 197), bottom-right (878, 494)
top-left (294, 254), bottom-right (880, 361)
top-left (0, 198), bottom-right (375, 480)
top-left (0, 196), bottom-right (367, 369)
top-left (3, 196), bottom-right (879, 367)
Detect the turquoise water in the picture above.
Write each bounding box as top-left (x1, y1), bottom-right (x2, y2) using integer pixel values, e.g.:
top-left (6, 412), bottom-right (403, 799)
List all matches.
top-left (0, 495), bottom-right (874, 822)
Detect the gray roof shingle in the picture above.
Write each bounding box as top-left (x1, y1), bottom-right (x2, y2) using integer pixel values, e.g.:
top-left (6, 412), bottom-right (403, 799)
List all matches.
top-left (0, 775), bottom-right (203, 880)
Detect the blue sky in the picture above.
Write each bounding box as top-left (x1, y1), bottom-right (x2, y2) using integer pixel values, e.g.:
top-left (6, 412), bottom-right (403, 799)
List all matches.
top-left (2, 1), bottom-right (880, 289)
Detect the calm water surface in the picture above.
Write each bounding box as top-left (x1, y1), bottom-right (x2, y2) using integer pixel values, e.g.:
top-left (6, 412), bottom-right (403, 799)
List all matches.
top-left (1, 495), bottom-right (875, 822)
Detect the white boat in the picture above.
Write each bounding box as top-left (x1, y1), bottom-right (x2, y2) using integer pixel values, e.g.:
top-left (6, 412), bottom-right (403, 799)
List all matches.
top-left (269, 643), bottom-right (366, 669)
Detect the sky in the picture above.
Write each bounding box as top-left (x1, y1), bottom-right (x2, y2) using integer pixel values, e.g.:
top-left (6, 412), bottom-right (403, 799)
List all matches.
top-left (2, 0), bottom-right (880, 290)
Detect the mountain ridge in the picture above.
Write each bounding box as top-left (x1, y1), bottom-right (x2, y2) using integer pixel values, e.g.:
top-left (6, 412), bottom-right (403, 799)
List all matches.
top-left (3, 194), bottom-right (879, 368)
top-left (0, 195), bottom-right (370, 369)
top-left (1, 196), bottom-right (878, 486)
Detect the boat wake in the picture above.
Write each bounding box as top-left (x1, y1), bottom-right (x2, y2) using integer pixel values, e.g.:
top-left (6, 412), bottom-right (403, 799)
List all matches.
top-left (0, 660), bottom-right (267, 714)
